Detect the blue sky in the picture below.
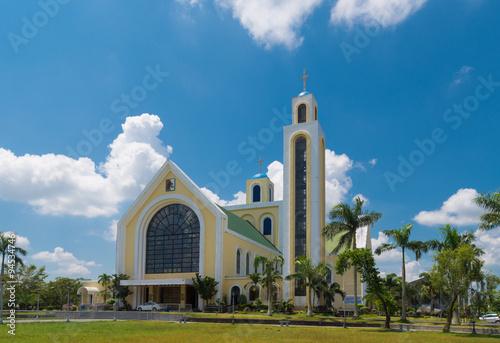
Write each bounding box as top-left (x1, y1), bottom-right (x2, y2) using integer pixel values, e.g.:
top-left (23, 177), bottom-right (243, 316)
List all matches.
top-left (1, 0), bottom-right (499, 282)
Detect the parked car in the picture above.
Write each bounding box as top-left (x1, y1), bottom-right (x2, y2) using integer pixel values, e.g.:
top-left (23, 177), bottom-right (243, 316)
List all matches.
top-left (479, 313), bottom-right (499, 323)
top-left (137, 302), bottom-right (165, 311)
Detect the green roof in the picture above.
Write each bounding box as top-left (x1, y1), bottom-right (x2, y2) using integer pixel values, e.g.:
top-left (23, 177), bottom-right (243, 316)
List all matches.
top-left (219, 206), bottom-right (280, 253)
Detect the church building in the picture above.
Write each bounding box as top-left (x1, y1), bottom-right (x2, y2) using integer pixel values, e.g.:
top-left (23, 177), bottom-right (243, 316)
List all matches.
top-left (80, 72), bottom-right (370, 311)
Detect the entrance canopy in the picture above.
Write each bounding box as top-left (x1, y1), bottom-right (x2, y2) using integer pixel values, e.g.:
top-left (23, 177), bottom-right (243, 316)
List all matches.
top-left (77, 286), bottom-right (100, 295)
top-left (120, 278), bottom-right (194, 286)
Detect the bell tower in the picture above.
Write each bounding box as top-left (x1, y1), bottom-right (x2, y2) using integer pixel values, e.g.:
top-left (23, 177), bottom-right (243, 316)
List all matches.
top-left (282, 70), bottom-right (326, 303)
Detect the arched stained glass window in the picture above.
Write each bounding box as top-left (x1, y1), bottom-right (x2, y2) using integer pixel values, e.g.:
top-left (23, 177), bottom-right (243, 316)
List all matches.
top-left (263, 217), bottom-right (272, 236)
top-left (146, 203), bottom-right (200, 274)
top-left (298, 104), bottom-right (307, 123)
top-left (253, 184), bottom-right (261, 202)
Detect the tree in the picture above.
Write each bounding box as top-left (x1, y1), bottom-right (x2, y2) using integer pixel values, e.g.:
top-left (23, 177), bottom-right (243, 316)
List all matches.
top-left (244, 272), bottom-right (261, 302)
top-left (429, 245), bottom-right (483, 333)
top-left (336, 248), bottom-right (396, 329)
top-left (111, 274), bottom-right (133, 309)
top-left (98, 273), bottom-right (112, 303)
top-left (16, 264), bottom-right (48, 309)
top-left (474, 189), bottom-right (500, 230)
top-left (45, 277), bottom-right (83, 309)
top-left (285, 255), bottom-right (331, 317)
top-left (417, 271), bottom-right (435, 313)
top-left (322, 282), bottom-right (345, 311)
top-left (192, 273), bottom-right (219, 308)
top-left (322, 197), bottom-right (382, 318)
top-left (0, 232), bottom-right (27, 322)
top-left (374, 223), bottom-right (429, 321)
top-left (428, 225), bottom-right (483, 255)
top-left (254, 255), bottom-right (284, 316)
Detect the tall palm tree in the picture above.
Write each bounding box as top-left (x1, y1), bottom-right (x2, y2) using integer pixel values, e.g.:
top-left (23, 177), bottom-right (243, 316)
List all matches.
top-left (285, 255), bottom-right (331, 317)
top-left (98, 273), bottom-right (112, 303)
top-left (427, 225), bottom-right (484, 255)
top-left (0, 232), bottom-right (27, 324)
top-left (322, 197), bottom-right (382, 318)
top-left (374, 223), bottom-right (429, 321)
top-left (474, 189), bottom-right (500, 230)
top-left (254, 255), bottom-right (284, 316)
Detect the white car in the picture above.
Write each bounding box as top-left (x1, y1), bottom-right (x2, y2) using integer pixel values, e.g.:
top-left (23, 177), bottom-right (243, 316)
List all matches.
top-left (137, 302), bottom-right (165, 311)
top-left (479, 314), bottom-right (499, 323)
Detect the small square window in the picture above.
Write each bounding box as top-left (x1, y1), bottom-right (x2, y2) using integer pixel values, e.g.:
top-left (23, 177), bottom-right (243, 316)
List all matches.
top-left (166, 178), bottom-right (176, 191)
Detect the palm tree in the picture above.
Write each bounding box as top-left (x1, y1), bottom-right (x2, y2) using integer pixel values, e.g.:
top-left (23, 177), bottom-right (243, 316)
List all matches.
top-left (244, 272), bottom-right (261, 303)
top-left (285, 255), bottom-right (331, 317)
top-left (322, 282), bottom-right (345, 311)
top-left (474, 189), bottom-right (500, 230)
top-left (253, 255), bottom-right (284, 316)
top-left (417, 271), bottom-right (435, 313)
top-left (322, 197), bottom-right (382, 318)
top-left (0, 232), bottom-right (27, 324)
top-left (374, 223), bottom-right (429, 321)
top-left (428, 225), bottom-right (483, 255)
top-left (98, 273), bottom-right (112, 303)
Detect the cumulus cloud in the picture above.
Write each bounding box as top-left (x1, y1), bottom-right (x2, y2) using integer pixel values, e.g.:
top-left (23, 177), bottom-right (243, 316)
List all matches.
top-left (369, 158), bottom-right (377, 166)
top-left (201, 188), bottom-right (246, 206)
top-left (2, 231), bottom-right (31, 250)
top-left (216, 0), bottom-right (323, 49)
top-left (267, 160), bottom-right (284, 200)
top-left (330, 0), bottom-right (428, 28)
top-left (413, 188), bottom-right (485, 227)
top-left (0, 114), bottom-right (170, 218)
top-left (32, 247), bottom-right (100, 276)
top-left (405, 260), bottom-right (424, 282)
top-left (325, 149), bottom-right (353, 209)
top-left (476, 227), bottom-right (500, 268)
top-left (371, 231), bottom-right (402, 263)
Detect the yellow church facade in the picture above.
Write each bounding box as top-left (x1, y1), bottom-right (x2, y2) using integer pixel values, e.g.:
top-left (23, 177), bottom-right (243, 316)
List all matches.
top-left (81, 85), bottom-right (368, 311)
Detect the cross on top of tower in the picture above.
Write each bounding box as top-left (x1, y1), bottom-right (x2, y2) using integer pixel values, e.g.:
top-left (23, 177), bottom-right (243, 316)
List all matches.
top-left (300, 68), bottom-right (309, 92)
top-left (257, 155), bottom-right (264, 174)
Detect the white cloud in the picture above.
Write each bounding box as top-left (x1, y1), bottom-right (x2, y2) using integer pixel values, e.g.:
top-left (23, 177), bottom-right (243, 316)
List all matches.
top-left (451, 65), bottom-right (474, 87)
top-left (476, 227), bottom-right (500, 268)
top-left (325, 149), bottom-right (353, 209)
top-left (2, 231), bottom-right (31, 250)
top-left (103, 219), bottom-right (118, 242)
top-left (405, 260), bottom-right (424, 282)
top-left (413, 188), bottom-right (485, 227)
top-left (216, 0), bottom-right (323, 49)
top-left (369, 158), bottom-right (377, 166)
top-left (371, 231), bottom-right (402, 263)
top-left (330, 0), bottom-right (428, 28)
top-left (352, 193), bottom-right (369, 205)
top-left (176, 0), bottom-right (202, 7)
top-left (0, 114), bottom-right (170, 218)
top-left (201, 188), bottom-right (246, 206)
top-left (32, 247), bottom-right (100, 276)
top-left (267, 160), bottom-right (284, 200)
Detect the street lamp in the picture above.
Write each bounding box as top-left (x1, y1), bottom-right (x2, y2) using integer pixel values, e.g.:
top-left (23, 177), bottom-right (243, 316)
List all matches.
top-left (36, 289), bottom-right (40, 320)
top-left (66, 285), bottom-right (70, 322)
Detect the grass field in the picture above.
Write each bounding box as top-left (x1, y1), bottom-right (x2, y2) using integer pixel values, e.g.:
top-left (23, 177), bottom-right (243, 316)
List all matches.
top-left (0, 321), bottom-right (498, 343)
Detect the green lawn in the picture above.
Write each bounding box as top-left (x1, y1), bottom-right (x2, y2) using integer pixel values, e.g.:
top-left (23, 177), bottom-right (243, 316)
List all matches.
top-left (0, 321), bottom-right (498, 343)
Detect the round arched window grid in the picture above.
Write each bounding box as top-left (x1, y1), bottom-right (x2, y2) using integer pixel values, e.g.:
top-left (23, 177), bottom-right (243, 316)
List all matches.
top-left (145, 203), bottom-right (200, 274)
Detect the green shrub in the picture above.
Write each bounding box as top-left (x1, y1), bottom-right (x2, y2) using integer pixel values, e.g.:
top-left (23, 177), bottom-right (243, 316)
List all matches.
top-left (106, 298), bottom-right (116, 305)
top-left (237, 294), bottom-right (247, 305)
top-left (243, 307), bottom-right (250, 314)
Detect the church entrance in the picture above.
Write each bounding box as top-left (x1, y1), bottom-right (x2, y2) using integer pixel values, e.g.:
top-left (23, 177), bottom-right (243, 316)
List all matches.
top-left (186, 285), bottom-right (198, 309)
